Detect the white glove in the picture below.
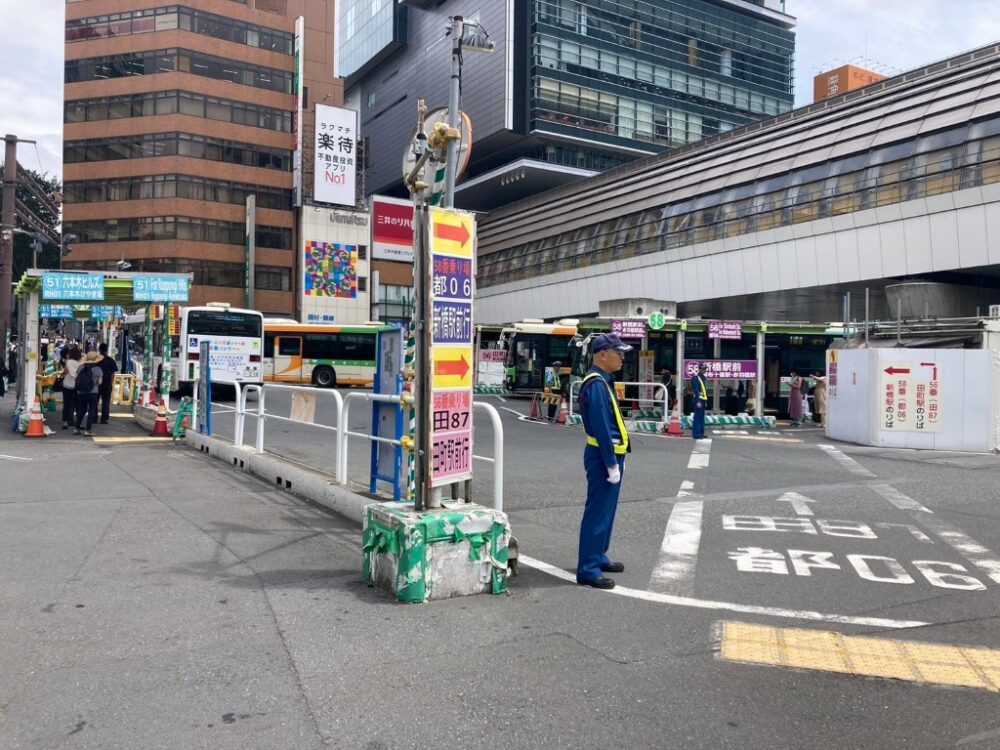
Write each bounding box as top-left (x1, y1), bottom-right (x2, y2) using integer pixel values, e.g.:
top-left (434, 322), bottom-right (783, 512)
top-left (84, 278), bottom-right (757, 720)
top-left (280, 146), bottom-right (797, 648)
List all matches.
top-left (606, 465), bottom-right (621, 484)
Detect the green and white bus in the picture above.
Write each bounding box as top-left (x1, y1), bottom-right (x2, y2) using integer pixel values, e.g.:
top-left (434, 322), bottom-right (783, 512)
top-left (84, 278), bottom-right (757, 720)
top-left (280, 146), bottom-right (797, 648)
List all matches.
top-left (263, 320), bottom-right (395, 388)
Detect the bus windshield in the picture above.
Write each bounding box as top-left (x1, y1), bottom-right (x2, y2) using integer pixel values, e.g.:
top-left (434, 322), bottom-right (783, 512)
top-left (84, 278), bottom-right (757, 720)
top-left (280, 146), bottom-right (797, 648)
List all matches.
top-left (186, 311), bottom-right (262, 338)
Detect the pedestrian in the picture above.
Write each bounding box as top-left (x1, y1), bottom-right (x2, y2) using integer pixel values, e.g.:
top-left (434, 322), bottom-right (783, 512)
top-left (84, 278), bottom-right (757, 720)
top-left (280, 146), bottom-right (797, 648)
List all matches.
top-left (545, 360), bottom-right (563, 423)
top-left (812, 370), bottom-right (827, 426)
top-left (0, 355), bottom-right (7, 397)
top-left (60, 346), bottom-right (83, 429)
top-left (576, 333), bottom-right (632, 590)
top-left (788, 370), bottom-right (805, 426)
top-left (96, 343), bottom-right (119, 424)
top-left (74, 351), bottom-right (103, 436)
top-left (660, 368), bottom-right (676, 412)
top-left (691, 362), bottom-right (709, 439)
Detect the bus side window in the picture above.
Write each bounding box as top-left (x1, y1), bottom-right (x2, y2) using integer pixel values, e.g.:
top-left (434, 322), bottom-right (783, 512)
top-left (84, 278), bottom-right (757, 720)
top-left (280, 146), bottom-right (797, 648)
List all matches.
top-left (264, 334), bottom-right (275, 358)
top-left (278, 338), bottom-right (302, 356)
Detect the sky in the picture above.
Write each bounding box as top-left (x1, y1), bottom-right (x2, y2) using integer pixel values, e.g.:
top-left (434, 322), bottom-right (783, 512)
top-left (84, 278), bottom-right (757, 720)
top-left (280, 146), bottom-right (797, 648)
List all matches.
top-left (0, 0), bottom-right (998, 183)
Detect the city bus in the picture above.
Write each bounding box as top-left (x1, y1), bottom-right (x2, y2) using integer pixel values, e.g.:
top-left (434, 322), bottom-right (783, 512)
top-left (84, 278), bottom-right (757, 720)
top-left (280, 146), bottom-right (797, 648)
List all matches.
top-left (125, 303), bottom-right (264, 393)
top-left (263, 320), bottom-right (395, 387)
top-left (476, 319), bottom-right (579, 393)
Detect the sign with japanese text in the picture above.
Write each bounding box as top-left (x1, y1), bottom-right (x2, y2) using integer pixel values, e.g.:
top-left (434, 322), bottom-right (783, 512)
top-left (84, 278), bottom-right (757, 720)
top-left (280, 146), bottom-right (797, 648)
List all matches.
top-left (39, 305), bottom-right (75, 319)
top-left (880, 362), bottom-right (941, 433)
top-left (611, 319), bottom-right (646, 339)
top-left (132, 275), bottom-right (189, 302)
top-left (292, 16), bottom-right (304, 206)
top-left (313, 104), bottom-right (357, 207)
top-left (709, 321), bottom-right (743, 340)
top-left (684, 359), bottom-right (758, 380)
top-left (42, 272), bottom-right (104, 301)
top-left (372, 195), bottom-right (414, 262)
top-left (429, 207), bottom-right (476, 487)
top-left (639, 350), bottom-right (655, 404)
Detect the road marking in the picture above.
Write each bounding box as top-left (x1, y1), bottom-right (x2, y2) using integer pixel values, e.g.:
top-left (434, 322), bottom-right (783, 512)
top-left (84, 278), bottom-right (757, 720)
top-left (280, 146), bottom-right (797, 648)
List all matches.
top-left (91, 437), bottom-right (175, 444)
top-left (688, 438), bottom-right (712, 470)
top-left (718, 621), bottom-right (1000, 692)
top-left (776, 492), bottom-right (816, 516)
top-left (716, 434), bottom-right (802, 444)
top-left (518, 555), bottom-right (927, 629)
top-left (108, 414), bottom-right (134, 419)
top-left (0, 454), bottom-right (31, 462)
top-left (649, 500), bottom-right (704, 595)
top-left (819, 444), bottom-right (876, 477)
top-left (870, 483), bottom-right (932, 513)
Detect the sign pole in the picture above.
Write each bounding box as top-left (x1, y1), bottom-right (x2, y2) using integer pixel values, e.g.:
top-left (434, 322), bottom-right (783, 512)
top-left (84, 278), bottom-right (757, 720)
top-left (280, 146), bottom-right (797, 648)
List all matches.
top-left (245, 195), bottom-right (256, 310)
top-left (756, 325), bottom-right (766, 418)
top-left (413, 202), bottom-right (432, 510)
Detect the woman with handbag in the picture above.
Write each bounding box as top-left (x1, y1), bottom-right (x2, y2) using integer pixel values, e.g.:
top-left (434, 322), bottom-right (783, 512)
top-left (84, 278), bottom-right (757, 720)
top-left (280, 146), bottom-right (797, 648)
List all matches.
top-left (60, 346), bottom-right (83, 430)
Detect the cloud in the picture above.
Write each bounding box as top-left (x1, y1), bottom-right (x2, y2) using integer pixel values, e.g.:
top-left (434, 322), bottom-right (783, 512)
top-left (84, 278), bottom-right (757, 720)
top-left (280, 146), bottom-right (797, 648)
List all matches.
top-left (0, 0), bottom-right (64, 179)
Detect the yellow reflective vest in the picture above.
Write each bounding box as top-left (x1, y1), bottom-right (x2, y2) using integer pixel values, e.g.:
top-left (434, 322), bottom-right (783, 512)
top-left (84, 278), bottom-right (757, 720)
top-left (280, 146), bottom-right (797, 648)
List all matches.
top-left (582, 372), bottom-right (630, 455)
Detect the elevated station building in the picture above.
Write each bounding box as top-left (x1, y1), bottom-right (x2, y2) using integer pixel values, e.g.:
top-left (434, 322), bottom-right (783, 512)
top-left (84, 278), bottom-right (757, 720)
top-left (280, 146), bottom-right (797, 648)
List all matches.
top-left (476, 43), bottom-right (1000, 325)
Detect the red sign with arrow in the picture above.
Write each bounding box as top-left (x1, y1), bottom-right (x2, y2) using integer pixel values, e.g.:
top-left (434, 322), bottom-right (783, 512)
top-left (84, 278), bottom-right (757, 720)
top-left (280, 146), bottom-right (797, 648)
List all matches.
top-left (884, 366), bottom-right (911, 376)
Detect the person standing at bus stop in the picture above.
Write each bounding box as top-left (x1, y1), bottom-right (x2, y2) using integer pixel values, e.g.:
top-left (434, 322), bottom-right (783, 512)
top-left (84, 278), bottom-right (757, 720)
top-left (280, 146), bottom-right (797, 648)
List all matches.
top-left (577, 333), bottom-right (632, 590)
top-left (691, 362), bottom-right (709, 439)
top-left (96, 343), bottom-right (119, 424)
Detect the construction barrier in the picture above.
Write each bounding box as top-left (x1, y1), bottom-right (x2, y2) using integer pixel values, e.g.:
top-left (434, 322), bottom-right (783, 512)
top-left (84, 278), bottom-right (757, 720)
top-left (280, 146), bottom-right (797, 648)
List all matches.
top-left (112, 373), bottom-right (138, 406)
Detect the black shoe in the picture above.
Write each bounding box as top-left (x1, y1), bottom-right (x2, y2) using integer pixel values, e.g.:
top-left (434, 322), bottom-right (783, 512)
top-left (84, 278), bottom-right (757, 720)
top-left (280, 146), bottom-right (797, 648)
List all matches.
top-left (99, 420), bottom-right (109, 424)
top-left (601, 562), bottom-right (625, 573)
top-left (578, 576), bottom-right (615, 590)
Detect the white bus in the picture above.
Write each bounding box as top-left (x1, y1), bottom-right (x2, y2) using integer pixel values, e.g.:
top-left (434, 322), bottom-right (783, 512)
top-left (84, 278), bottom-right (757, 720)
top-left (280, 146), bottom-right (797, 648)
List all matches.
top-left (125, 303), bottom-right (264, 394)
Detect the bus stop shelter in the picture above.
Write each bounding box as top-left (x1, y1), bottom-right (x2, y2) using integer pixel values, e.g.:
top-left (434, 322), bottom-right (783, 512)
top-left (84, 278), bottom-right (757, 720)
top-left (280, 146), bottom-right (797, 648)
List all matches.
top-left (11, 269), bottom-right (191, 415)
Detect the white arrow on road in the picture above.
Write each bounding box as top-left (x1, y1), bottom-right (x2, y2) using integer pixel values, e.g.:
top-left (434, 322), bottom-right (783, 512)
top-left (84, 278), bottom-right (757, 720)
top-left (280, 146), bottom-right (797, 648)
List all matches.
top-left (0, 454), bottom-right (32, 462)
top-left (776, 492), bottom-right (816, 516)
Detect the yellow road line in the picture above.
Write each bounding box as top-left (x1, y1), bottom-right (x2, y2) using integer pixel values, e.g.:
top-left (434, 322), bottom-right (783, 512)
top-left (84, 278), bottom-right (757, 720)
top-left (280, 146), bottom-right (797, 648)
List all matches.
top-left (719, 621), bottom-right (1000, 692)
top-left (91, 437), bottom-right (175, 444)
top-left (714, 434), bottom-right (802, 444)
top-left (109, 414), bottom-right (135, 419)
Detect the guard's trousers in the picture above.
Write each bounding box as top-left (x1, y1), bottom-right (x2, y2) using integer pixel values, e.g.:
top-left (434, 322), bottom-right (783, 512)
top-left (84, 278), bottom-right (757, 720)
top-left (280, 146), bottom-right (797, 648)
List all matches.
top-left (577, 446), bottom-right (625, 582)
top-left (692, 400), bottom-right (707, 438)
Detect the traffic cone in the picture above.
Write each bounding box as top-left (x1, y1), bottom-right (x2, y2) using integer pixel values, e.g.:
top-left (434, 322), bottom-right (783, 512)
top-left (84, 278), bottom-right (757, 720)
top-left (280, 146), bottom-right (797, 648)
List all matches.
top-left (151, 402), bottom-right (169, 436)
top-left (665, 402), bottom-right (684, 437)
top-left (555, 395), bottom-right (569, 425)
top-left (528, 393), bottom-right (541, 420)
top-left (25, 397), bottom-right (47, 438)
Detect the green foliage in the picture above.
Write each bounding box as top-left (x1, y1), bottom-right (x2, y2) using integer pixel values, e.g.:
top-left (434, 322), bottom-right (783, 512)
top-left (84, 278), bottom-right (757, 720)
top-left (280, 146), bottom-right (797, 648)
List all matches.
top-left (0, 166), bottom-right (62, 279)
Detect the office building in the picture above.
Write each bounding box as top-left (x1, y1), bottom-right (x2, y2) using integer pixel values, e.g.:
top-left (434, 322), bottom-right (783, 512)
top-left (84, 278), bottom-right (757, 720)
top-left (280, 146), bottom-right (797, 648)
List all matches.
top-left (62, 0), bottom-right (340, 316)
top-left (342, 0), bottom-right (796, 211)
top-left (813, 63), bottom-right (886, 102)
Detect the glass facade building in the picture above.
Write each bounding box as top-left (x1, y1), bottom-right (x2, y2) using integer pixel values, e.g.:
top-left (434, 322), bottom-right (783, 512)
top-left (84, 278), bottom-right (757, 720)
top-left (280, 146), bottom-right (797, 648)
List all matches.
top-left (335, 0), bottom-right (403, 81)
top-left (533, 0), bottom-right (795, 153)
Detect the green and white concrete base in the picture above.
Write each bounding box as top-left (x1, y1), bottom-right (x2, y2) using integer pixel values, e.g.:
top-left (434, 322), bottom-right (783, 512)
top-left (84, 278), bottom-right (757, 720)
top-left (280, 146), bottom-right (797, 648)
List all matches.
top-left (363, 502), bottom-right (511, 603)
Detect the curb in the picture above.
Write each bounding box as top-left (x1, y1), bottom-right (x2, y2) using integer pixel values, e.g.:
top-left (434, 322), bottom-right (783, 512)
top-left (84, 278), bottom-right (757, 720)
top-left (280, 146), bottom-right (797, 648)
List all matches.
top-left (185, 431), bottom-right (373, 526)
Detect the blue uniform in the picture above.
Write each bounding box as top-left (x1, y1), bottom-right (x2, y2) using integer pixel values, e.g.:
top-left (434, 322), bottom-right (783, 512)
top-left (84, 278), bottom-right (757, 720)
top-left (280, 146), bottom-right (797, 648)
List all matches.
top-left (691, 374), bottom-right (709, 439)
top-left (577, 367), bottom-right (629, 583)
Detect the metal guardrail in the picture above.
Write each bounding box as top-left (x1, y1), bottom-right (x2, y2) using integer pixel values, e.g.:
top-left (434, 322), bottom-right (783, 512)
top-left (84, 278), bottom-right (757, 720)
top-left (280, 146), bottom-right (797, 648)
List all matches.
top-left (568, 380), bottom-right (669, 421)
top-left (205, 381), bottom-right (506, 511)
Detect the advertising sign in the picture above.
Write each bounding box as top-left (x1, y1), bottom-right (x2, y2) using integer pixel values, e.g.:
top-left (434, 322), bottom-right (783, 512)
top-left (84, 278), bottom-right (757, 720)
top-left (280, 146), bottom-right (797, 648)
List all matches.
top-left (429, 207), bottom-right (476, 487)
top-left (132, 275), bottom-right (189, 302)
top-left (880, 361), bottom-right (942, 433)
top-left (709, 321), bottom-right (743, 340)
top-left (304, 241), bottom-right (358, 298)
top-left (372, 195), bottom-right (415, 262)
top-left (684, 359), bottom-right (758, 380)
top-left (313, 104), bottom-right (357, 207)
top-left (42, 272), bottom-right (104, 301)
top-left (477, 347), bottom-right (506, 387)
top-left (292, 17), bottom-right (304, 206)
top-left (611, 319), bottom-right (646, 339)
top-left (639, 349), bottom-right (655, 404)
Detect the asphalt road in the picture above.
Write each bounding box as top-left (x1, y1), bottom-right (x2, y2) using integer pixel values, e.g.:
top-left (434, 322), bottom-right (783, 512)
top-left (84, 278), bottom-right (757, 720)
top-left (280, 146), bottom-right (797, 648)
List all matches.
top-left (3, 391), bottom-right (1000, 749)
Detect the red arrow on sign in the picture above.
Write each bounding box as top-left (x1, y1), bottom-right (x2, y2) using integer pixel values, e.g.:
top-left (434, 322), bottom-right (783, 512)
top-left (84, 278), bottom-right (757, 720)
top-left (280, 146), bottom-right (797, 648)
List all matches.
top-left (920, 362), bottom-right (938, 379)
top-left (435, 355), bottom-right (469, 378)
top-left (433, 221), bottom-right (470, 249)
top-left (884, 367), bottom-right (911, 375)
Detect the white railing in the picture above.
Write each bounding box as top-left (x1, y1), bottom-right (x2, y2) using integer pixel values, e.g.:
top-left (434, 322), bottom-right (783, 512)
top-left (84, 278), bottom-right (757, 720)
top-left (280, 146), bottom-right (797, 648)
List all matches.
top-left (568, 380), bottom-right (669, 420)
top-left (472, 401), bottom-right (504, 512)
top-left (201, 380), bottom-right (506, 511)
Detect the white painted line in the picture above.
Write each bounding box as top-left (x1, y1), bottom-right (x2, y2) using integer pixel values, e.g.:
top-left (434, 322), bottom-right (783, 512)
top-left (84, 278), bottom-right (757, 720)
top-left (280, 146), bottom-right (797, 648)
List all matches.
top-left (519, 554), bottom-right (928, 629)
top-left (649, 500), bottom-right (704, 595)
top-left (776, 492), bottom-right (816, 516)
top-left (677, 479), bottom-right (696, 497)
top-left (819, 444), bottom-right (876, 477)
top-left (688, 438), bottom-right (712, 469)
top-left (870, 483), bottom-right (932, 513)
top-left (0, 454), bottom-right (32, 461)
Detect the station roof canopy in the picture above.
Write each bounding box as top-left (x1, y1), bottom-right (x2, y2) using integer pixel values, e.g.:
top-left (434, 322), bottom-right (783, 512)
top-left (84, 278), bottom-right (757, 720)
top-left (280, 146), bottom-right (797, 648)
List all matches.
top-left (15, 269), bottom-right (192, 307)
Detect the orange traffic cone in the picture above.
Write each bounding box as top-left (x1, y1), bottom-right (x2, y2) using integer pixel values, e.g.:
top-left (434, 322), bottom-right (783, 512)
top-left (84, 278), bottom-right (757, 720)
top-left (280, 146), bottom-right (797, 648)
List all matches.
top-left (665, 402), bottom-right (684, 437)
top-left (528, 393), bottom-right (541, 420)
top-left (25, 396), bottom-right (47, 438)
top-left (147, 389), bottom-right (159, 407)
top-left (151, 402), bottom-right (169, 436)
top-left (555, 395), bottom-right (569, 425)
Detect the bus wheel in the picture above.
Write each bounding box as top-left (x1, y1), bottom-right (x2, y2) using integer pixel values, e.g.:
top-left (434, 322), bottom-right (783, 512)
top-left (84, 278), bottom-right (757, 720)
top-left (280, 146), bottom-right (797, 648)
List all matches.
top-left (313, 366), bottom-right (336, 388)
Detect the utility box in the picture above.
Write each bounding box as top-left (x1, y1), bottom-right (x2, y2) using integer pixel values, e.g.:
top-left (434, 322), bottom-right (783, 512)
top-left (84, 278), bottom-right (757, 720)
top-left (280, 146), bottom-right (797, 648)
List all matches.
top-left (363, 503), bottom-right (511, 603)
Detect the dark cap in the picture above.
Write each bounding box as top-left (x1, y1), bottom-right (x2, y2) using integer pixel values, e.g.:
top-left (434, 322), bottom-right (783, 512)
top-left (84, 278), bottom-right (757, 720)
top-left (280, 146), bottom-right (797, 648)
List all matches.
top-left (591, 333), bottom-right (633, 354)
top-left (697, 362), bottom-right (708, 370)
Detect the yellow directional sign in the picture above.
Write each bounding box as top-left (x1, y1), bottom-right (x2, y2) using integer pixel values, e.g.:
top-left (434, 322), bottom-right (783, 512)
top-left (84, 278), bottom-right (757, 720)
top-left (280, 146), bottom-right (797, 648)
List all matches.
top-left (430, 208), bottom-right (475, 259)
top-left (432, 345), bottom-right (473, 390)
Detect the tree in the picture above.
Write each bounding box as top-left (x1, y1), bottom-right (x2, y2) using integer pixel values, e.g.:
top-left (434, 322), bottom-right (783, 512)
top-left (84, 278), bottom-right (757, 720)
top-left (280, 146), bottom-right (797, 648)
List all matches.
top-left (0, 166), bottom-right (62, 280)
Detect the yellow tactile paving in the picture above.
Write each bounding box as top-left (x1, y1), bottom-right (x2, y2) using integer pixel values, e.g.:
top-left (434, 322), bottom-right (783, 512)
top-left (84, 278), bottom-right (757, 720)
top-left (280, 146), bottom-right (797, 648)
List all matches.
top-left (719, 621), bottom-right (1000, 692)
top-left (91, 436), bottom-right (175, 444)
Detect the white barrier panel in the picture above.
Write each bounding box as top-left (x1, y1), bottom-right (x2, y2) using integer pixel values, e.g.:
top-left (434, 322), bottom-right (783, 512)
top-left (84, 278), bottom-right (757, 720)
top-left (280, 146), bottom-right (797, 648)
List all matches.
top-left (827, 348), bottom-right (998, 452)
